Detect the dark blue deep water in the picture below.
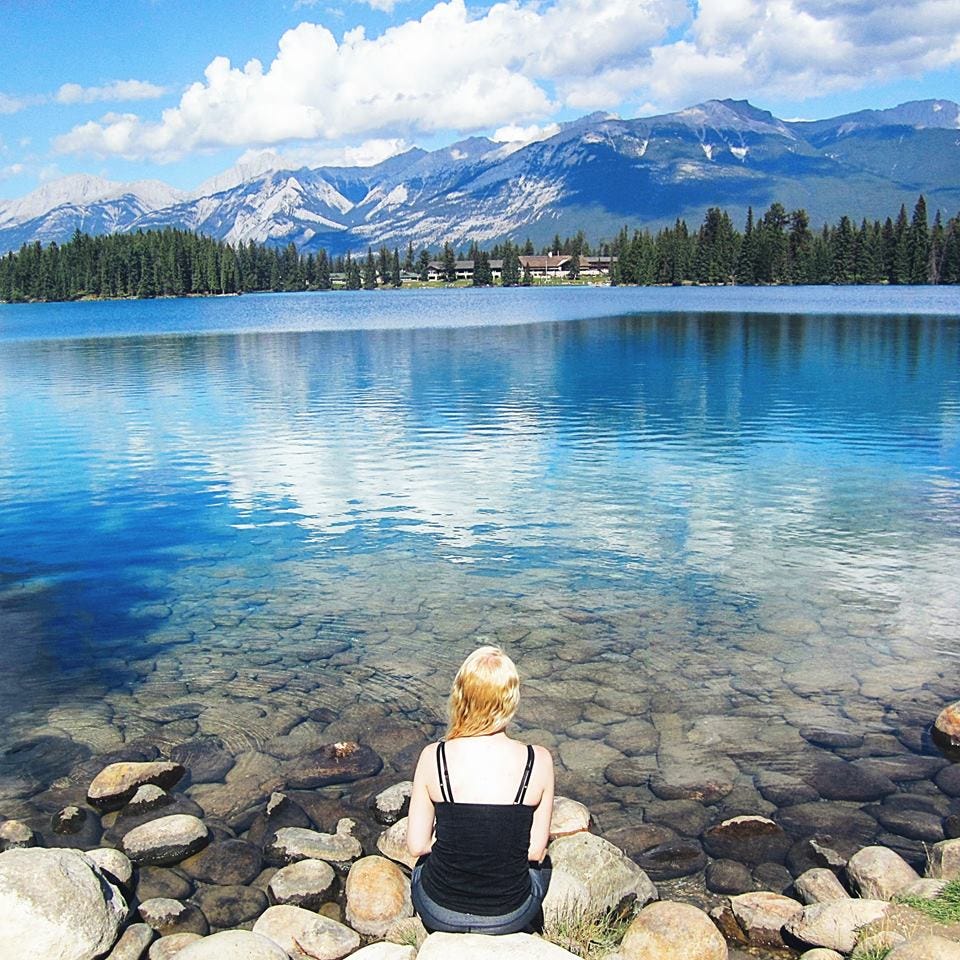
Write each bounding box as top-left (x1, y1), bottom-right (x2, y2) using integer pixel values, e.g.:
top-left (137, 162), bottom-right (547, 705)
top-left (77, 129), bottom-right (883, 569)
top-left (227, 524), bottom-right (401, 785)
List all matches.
top-left (1, 286), bottom-right (958, 849)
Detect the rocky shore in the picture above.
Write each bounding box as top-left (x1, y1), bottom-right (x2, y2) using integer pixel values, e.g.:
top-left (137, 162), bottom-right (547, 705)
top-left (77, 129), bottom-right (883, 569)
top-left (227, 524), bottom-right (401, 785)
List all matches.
top-left (3, 714), bottom-right (960, 960)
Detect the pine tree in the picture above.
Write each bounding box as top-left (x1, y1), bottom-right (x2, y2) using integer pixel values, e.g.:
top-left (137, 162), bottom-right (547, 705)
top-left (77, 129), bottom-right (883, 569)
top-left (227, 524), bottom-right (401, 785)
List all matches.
top-left (363, 248), bottom-right (378, 289)
top-left (442, 242), bottom-right (457, 283)
top-left (418, 249), bottom-right (431, 282)
top-left (391, 248), bottom-right (402, 287)
top-left (908, 195), bottom-right (930, 284)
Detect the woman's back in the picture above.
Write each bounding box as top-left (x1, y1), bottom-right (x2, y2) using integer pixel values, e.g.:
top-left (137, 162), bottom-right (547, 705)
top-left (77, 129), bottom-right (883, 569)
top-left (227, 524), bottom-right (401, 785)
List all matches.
top-left (426, 734), bottom-right (545, 806)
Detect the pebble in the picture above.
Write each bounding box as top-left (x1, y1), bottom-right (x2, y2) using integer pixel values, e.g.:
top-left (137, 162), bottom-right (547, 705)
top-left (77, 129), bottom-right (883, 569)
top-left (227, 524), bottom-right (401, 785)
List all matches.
top-left (137, 866), bottom-right (196, 901)
top-left (705, 859), bottom-right (755, 895)
top-left (86, 847), bottom-right (135, 890)
top-left (122, 814), bottom-right (210, 866)
top-left (193, 882), bottom-right (269, 929)
top-left (170, 737), bottom-right (236, 784)
top-left (179, 838), bottom-right (263, 885)
top-left (633, 839), bottom-right (706, 880)
top-left (373, 781), bottom-right (412, 825)
top-left (0, 819), bottom-right (35, 850)
top-left (138, 897), bottom-right (210, 936)
top-left (88, 761), bottom-right (186, 812)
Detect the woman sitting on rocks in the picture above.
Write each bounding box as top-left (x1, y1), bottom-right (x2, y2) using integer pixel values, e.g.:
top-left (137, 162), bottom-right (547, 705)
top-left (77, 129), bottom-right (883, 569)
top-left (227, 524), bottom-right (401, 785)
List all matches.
top-left (407, 645), bottom-right (555, 935)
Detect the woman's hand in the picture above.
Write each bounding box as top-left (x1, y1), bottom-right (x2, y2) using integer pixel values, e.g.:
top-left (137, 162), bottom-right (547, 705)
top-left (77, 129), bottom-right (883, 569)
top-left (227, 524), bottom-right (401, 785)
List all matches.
top-left (406, 744), bottom-right (438, 858)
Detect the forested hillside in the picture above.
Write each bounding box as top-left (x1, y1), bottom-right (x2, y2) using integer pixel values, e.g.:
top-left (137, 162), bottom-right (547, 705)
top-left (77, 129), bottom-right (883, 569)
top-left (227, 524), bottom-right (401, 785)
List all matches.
top-left (2, 196), bottom-right (958, 303)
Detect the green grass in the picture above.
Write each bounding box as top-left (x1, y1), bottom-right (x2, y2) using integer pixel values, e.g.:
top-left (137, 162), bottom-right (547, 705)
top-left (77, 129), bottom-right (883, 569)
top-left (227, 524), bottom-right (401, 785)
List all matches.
top-left (542, 900), bottom-right (634, 958)
top-left (852, 947), bottom-right (890, 960)
top-left (896, 877), bottom-right (960, 923)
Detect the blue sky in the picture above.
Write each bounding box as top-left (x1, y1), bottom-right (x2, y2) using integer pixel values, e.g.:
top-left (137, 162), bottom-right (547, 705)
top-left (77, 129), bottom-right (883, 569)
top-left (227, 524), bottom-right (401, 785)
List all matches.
top-left (1, 0), bottom-right (958, 199)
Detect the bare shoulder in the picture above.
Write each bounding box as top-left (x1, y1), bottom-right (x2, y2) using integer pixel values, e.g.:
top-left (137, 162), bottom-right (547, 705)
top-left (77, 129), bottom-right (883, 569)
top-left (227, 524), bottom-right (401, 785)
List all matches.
top-left (532, 743), bottom-right (554, 765)
top-left (413, 741), bottom-right (440, 773)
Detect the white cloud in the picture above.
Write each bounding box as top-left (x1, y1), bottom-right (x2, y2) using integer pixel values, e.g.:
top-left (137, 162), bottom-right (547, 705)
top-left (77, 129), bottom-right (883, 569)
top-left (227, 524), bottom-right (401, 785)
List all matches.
top-left (0, 93), bottom-right (27, 115)
top-left (55, 80), bottom-right (168, 105)
top-left (492, 122), bottom-right (561, 144)
top-left (52, 0), bottom-right (683, 162)
top-left (626, 0), bottom-right (960, 107)
top-left (50, 0), bottom-right (960, 164)
top-left (240, 137), bottom-right (412, 170)
top-left (0, 163), bottom-right (25, 180)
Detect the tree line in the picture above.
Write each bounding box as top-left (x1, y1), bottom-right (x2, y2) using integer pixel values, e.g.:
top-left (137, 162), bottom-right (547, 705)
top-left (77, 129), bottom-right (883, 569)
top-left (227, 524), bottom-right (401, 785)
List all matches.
top-left (1, 196), bottom-right (958, 303)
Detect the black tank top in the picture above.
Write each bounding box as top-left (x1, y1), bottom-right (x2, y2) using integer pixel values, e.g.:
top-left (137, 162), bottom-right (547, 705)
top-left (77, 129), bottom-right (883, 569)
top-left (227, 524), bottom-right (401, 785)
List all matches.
top-left (420, 741), bottom-right (536, 915)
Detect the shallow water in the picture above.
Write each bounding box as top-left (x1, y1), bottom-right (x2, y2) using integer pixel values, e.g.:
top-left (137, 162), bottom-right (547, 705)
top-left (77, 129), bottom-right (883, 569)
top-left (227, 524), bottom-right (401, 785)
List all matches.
top-left (1, 286), bottom-right (959, 861)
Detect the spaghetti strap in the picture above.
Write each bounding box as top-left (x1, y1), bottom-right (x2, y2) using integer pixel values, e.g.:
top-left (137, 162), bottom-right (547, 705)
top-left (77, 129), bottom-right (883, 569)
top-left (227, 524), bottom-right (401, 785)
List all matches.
top-left (436, 740), bottom-right (454, 803)
top-left (514, 744), bottom-right (535, 804)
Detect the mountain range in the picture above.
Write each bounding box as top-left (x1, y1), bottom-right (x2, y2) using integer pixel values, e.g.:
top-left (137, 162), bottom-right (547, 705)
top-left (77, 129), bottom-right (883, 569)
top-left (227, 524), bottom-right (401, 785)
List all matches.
top-left (2, 98), bottom-right (958, 256)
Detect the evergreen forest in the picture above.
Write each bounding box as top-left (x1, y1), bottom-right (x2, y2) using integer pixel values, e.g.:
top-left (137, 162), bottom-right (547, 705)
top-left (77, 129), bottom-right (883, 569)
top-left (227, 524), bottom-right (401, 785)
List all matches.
top-left (1, 196), bottom-right (958, 303)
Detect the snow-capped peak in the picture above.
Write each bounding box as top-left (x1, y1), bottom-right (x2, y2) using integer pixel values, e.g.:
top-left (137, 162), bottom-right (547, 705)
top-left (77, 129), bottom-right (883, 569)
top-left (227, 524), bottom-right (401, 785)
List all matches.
top-left (0, 174), bottom-right (185, 227)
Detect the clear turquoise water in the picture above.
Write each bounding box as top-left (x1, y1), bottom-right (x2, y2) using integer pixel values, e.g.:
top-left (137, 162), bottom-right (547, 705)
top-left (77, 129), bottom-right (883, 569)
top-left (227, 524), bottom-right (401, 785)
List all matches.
top-left (1, 286), bottom-right (958, 838)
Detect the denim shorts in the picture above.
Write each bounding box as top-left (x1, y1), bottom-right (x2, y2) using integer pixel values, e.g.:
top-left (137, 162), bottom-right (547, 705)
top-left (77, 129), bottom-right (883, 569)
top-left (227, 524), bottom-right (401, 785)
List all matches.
top-left (411, 859), bottom-right (552, 935)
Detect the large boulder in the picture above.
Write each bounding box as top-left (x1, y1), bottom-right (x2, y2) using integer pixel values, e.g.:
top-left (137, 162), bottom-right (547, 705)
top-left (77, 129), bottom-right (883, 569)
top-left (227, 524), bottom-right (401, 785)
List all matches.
top-left (845, 845), bottom-right (920, 899)
top-left (701, 816), bottom-right (791, 866)
top-left (933, 702), bottom-right (960, 753)
top-left (284, 742), bottom-right (383, 789)
top-left (793, 868), bottom-right (850, 904)
top-left (0, 847), bottom-right (128, 960)
top-left (417, 931), bottom-right (580, 958)
top-left (548, 832), bottom-right (657, 913)
top-left (121, 814), bottom-right (210, 866)
top-left (728, 891), bottom-right (804, 948)
top-left (549, 797), bottom-right (591, 839)
top-left (268, 858), bottom-right (336, 909)
top-left (88, 761), bottom-right (185, 812)
top-left (252, 904), bottom-right (360, 959)
top-left (620, 900), bottom-right (728, 960)
top-left (147, 932), bottom-right (203, 960)
top-left (104, 922), bottom-right (154, 960)
top-left (265, 819), bottom-right (362, 869)
top-left (886, 935), bottom-right (960, 959)
top-left (377, 817), bottom-right (418, 870)
top-left (349, 946), bottom-right (416, 960)
top-left (928, 839), bottom-right (960, 880)
top-left (173, 930), bottom-right (289, 959)
top-left (784, 899), bottom-right (890, 953)
top-left (345, 855), bottom-right (413, 938)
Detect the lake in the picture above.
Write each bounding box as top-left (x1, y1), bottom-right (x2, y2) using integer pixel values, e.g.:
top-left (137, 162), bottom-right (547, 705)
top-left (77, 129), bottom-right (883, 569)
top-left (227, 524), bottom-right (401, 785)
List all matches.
top-left (1, 285), bottom-right (959, 875)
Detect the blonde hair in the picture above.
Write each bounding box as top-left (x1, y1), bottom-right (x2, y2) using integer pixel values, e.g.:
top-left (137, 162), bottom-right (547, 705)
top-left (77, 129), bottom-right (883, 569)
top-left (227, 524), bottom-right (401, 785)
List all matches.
top-left (447, 646), bottom-right (520, 739)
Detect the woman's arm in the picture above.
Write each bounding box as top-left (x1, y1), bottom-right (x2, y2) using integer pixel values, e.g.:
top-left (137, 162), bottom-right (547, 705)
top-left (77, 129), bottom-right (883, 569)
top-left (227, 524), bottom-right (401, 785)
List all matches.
top-left (527, 745), bottom-right (555, 863)
top-left (406, 744), bottom-right (438, 858)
